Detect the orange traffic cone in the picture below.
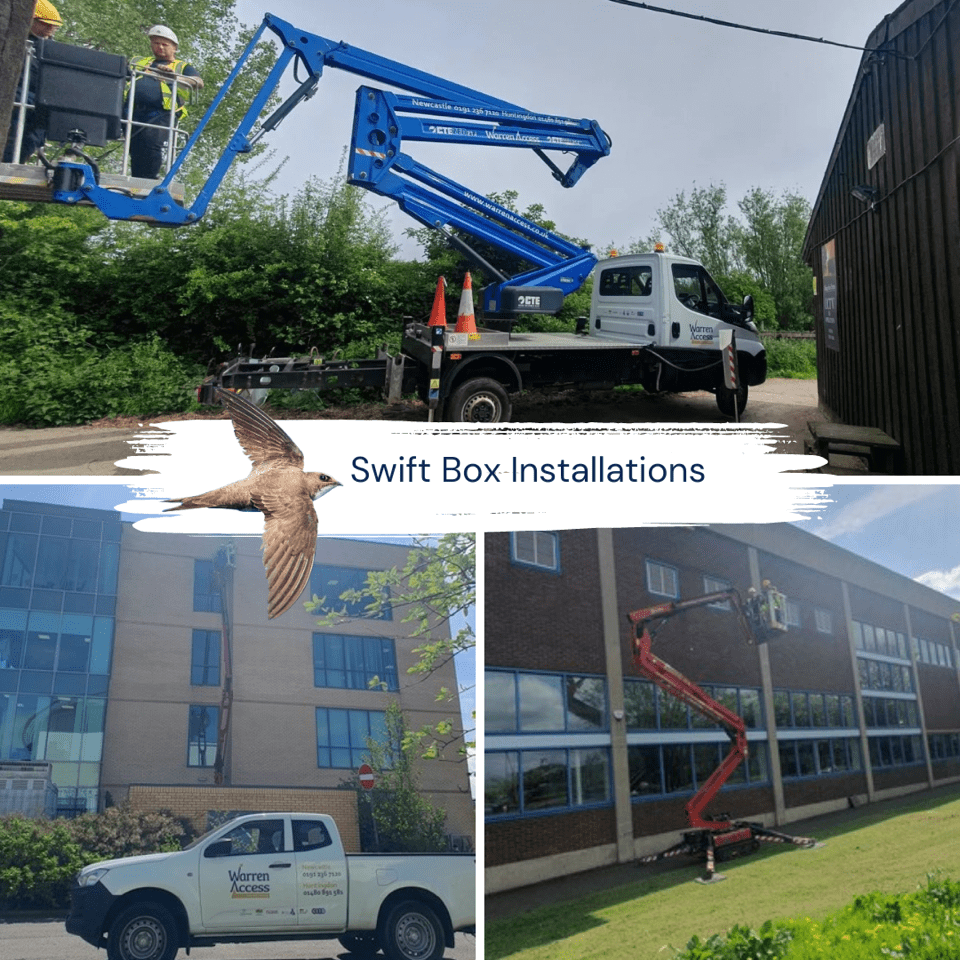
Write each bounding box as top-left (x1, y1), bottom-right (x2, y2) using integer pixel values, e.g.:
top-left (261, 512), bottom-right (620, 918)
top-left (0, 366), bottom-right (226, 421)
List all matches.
top-left (428, 276), bottom-right (447, 326)
top-left (455, 272), bottom-right (477, 333)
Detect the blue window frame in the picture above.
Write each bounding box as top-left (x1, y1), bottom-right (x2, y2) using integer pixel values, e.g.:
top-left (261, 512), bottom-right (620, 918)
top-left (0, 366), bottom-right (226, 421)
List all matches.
top-left (316, 708), bottom-right (387, 769)
top-left (191, 629), bottom-right (220, 686)
top-left (510, 532), bottom-right (559, 571)
top-left (187, 704), bottom-right (219, 767)
top-left (313, 633), bottom-right (398, 691)
top-left (310, 565), bottom-right (391, 620)
top-left (193, 560), bottom-right (222, 614)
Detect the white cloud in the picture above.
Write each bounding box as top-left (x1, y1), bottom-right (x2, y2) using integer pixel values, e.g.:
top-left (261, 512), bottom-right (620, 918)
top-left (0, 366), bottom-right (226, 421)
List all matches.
top-left (915, 565), bottom-right (960, 601)
top-left (813, 485), bottom-right (950, 541)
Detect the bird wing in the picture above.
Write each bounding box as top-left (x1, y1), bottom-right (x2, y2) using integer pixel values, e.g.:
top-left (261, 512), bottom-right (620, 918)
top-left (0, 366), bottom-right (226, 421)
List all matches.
top-left (257, 487), bottom-right (318, 619)
top-left (217, 387), bottom-right (304, 470)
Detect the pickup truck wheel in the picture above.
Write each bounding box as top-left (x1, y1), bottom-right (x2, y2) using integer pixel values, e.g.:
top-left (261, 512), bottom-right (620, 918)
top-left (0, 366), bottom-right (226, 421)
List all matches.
top-left (382, 900), bottom-right (444, 960)
top-left (448, 378), bottom-right (511, 423)
top-left (339, 932), bottom-right (381, 957)
top-left (716, 381), bottom-right (748, 417)
top-left (107, 902), bottom-right (178, 960)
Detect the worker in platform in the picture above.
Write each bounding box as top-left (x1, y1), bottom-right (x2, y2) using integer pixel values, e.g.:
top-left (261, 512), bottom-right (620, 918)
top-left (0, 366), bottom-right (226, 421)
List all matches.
top-left (126, 25), bottom-right (203, 179)
top-left (2, 0), bottom-right (64, 163)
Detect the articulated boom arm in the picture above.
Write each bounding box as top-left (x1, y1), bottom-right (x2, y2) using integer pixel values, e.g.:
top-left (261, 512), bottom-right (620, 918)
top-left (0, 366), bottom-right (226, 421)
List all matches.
top-left (50, 13), bottom-right (610, 314)
top-left (628, 589), bottom-right (761, 832)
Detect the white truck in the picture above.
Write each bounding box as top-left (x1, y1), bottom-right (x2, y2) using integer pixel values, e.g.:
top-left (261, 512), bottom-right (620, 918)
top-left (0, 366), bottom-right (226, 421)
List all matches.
top-left (65, 812), bottom-right (475, 960)
top-left (204, 248), bottom-right (765, 422)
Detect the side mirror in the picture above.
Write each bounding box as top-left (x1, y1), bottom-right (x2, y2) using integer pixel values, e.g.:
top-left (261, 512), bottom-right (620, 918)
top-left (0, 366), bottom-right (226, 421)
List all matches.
top-left (742, 294), bottom-right (754, 321)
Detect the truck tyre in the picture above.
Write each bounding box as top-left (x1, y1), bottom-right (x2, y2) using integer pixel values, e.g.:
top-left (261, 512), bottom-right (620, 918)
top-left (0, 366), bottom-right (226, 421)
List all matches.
top-left (340, 932), bottom-right (381, 957)
top-left (107, 902), bottom-right (178, 960)
top-left (716, 381), bottom-right (748, 418)
top-left (382, 899), bottom-right (445, 960)
top-left (448, 378), bottom-right (512, 423)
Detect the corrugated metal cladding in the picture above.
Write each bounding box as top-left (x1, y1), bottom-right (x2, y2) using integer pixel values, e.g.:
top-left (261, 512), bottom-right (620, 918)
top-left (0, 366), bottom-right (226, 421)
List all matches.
top-left (802, 0), bottom-right (960, 474)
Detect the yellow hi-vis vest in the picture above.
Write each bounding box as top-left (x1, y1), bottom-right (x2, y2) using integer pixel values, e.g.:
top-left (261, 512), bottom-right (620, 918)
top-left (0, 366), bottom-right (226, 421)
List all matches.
top-left (128, 56), bottom-right (191, 119)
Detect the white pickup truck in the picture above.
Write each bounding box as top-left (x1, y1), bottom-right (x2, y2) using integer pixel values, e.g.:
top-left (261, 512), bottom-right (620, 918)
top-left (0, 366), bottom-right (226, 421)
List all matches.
top-left (65, 812), bottom-right (475, 960)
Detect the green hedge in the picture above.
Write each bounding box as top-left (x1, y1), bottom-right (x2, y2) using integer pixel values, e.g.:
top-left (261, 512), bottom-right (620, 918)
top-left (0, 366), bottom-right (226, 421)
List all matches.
top-left (0, 808), bottom-right (191, 911)
top-left (676, 873), bottom-right (960, 960)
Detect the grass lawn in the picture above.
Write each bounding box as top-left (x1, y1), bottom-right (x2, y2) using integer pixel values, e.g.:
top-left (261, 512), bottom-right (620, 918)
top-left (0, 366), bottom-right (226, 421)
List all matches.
top-left (485, 786), bottom-right (960, 960)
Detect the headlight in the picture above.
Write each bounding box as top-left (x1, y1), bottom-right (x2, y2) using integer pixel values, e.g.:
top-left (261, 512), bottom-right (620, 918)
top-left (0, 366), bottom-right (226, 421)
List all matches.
top-left (77, 867), bottom-right (110, 887)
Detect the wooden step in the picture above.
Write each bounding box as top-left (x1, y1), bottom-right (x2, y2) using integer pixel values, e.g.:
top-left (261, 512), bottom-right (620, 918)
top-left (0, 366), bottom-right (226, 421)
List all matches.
top-left (806, 421), bottom-right (903, 474)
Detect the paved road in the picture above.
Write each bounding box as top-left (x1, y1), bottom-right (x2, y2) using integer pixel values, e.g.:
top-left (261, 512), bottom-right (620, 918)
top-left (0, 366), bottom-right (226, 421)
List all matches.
top-left (0, 380), bottom-right (835, 477)
top-left (0, 920), bottom-right (475, 960)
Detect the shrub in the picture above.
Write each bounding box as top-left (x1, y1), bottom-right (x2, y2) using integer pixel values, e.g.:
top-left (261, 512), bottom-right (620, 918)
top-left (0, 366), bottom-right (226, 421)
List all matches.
top-left (763, 338), bottom-right (817, 379)
top-left (0, 807), bottom-right (192, 911)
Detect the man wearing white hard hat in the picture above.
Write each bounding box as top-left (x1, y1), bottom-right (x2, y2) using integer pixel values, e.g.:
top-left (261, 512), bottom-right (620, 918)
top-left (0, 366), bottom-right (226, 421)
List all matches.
top-left (127, 24), bottom-right (203, 179)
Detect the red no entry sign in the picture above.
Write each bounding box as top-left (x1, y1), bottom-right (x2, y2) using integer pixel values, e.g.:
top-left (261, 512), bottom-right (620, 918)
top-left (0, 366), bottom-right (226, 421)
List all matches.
top-left (358, 763), bottom-right (375, 790)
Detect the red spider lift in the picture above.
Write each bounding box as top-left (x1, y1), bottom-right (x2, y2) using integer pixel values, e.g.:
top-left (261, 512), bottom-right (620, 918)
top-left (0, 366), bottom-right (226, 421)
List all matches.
top-left (628, 586), bottom-right (817, 883)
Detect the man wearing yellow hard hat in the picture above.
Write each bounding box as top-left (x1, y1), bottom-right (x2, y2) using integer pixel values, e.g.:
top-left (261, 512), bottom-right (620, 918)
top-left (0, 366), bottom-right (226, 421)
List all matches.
top-left (2, 0), bottom-right (63, 162)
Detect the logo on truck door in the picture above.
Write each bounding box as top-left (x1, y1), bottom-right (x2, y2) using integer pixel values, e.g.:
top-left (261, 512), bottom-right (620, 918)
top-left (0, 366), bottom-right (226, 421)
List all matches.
top-left (688, 322), bottom-right (716, 345)
top-left (228, 865), bottom-right (271, 898)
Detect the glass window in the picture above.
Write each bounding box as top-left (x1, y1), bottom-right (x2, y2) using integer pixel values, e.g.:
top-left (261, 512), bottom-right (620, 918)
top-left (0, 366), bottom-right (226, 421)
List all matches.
top-left (628, 744), bottom-right (662, 795)
top-left (565, 676), bottom-right (606, 731)
top-left (310, 565), bottom-right (391, 620)
top-left (814, 609), bottom-right (833, 634)
top-left (315, 708), bottom-right (386, 769)
top-left (205, 819), bottom-right (285, 857)
top-left (646, 560), bottom-right (679, 598)
top-left (779, 742), bottom-right (799, 778)
top-left (313, 633), bottom-right (398, 691)
top-left (485, 671), bottom-right (517, 733)
top-left (774, 690), bottom-right (791, 727)
top-left (785, 601), bottom-right (801, 628)
top-left (598, 264), bottom-right (653, 298)
top-left (519, 674), bottom-right (565, 731)
top-left (511, 532), bottom-right (559, 571)
top-left (191, 629), bottom-right (220, 686)
top-left (522, 750), bottom-right (568, 811)
top-left (0, 532), bottom-right (37, 587)
top-left (187, 705), bottom-right (218, 767)
top-left (193, 560), bottom-right (222, 614)
top-left (58, 616), bottom-right (93, 672)
top-left (485, 752), bottom-right (520, 816)
top-left (740, 689), bottom-right (762, 729)
top-left (792, 692), bottom-right (810, 727)
top-left (293, 819), bottom-right (332, 852)
top-left (625, 680), bottom-right (657, 729)
top-left (663, 744), bottom-right (693, 793)
top-left (570, 748), bottom-right (610, 805)
top-left (703, 576), bottom-right (732, 609)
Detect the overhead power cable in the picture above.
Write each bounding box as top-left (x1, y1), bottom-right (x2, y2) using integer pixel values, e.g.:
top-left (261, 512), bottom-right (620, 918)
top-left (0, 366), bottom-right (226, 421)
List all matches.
top-left (604, 0), bottom-right (907, 57)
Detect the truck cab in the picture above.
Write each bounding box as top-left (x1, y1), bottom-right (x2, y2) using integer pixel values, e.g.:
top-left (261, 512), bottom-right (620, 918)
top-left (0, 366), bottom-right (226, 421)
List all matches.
top-left (589, 250), bottom-right (766, 409)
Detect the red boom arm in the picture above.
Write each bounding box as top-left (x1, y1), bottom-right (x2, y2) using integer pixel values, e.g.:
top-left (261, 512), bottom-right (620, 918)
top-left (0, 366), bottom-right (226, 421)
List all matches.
top-left (627, 590), bottom-right (758, 832)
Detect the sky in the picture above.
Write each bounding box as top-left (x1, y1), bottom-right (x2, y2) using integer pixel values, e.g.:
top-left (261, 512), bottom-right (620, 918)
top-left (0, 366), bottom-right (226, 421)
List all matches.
top-left (225, 0), bottom-right (900, 257)
top-left (793, 483), bottom-right (960, 600)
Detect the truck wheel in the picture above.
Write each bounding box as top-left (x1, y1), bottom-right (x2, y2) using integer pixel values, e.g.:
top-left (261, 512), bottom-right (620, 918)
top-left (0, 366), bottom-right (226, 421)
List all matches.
top-left (716, 381), bottom-right (748, 418)
top-left (340, 932), bottom-right (381, 957)
top-left (448, 378), bottom-right (512, 423)
top-left (107, 902), bottom-right (178, 960)
top-left (382, 900), bottom-right (445, 960)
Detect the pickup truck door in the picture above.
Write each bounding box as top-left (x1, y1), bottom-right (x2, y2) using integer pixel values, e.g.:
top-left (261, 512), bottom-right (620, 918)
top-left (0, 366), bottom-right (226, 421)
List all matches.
top-left (591, 261), bottom-right (658, 342)
top-left (292, 817), bottom-right (349, 929)
top-left (668, 262), bottom-right (724, 349)
top-left (198, 818), bottom-right (298, 930)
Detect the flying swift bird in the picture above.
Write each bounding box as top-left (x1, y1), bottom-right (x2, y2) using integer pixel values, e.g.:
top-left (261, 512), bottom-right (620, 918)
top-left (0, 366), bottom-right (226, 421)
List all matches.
top-left (164, 388), bottom-right (341, 619)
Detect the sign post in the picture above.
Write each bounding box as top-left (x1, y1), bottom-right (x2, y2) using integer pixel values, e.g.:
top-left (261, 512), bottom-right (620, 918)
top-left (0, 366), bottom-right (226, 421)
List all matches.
top-left (358, 763), bottom-right (379, 850)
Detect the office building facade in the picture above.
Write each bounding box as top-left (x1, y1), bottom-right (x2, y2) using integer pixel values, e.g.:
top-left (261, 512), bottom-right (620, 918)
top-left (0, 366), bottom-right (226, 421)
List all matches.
top-left (0, 500), bottom-right (473, 844)
top-left (485, 525), bottom-right (960, 893)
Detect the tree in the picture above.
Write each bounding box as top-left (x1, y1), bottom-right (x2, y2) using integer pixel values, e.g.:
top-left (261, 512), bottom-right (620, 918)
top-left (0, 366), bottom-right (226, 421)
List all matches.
top-left (0, 0), bottom-right (33, 148)
top-left (349, 702), bottom-right (448, 853)
top-left (623, 182), bottom-right (814, 330)
top-left (308, 533), bottom-right (475, 763)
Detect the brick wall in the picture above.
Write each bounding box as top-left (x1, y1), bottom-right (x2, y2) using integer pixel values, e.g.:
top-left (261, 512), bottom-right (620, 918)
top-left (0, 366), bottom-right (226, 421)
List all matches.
top-left (127, 785), bottom-right (360, 850)
top-left (486, 807), bottom-right (615, 867)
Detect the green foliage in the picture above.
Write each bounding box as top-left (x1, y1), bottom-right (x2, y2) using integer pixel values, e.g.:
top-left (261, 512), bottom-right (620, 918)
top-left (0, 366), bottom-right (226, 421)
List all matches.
top-left (0, 304), bottom-right (203, 425)
top-left (309, 534), bottom-right (475, 761)
top-left (763, 338), bottom-right (817, 379)
top-left (626, 183), bottom-right (815, 331)
top-left (0, 808), bottom-right (190, 911)
top-left (352, 702), bottom-right (448, 853)
top-left (673, 874), bottom-right (960, 960)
